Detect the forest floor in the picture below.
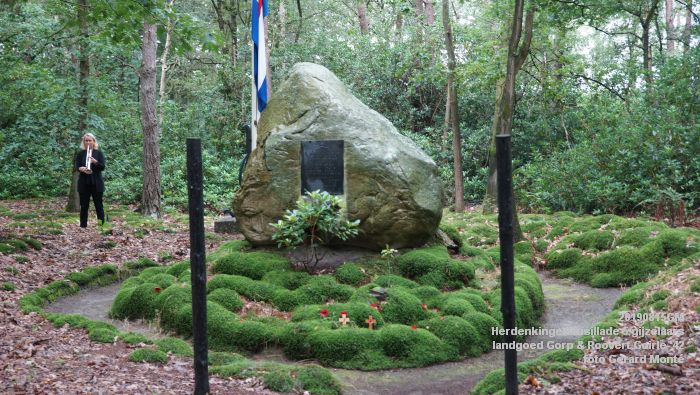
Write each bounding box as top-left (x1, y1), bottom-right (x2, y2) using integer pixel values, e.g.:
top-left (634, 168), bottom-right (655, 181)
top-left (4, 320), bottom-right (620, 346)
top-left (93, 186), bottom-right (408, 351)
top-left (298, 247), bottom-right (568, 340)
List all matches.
top-left (1, 198), bottom-right (698, 394)
top-left (0, 198), bottom-right (280, 394)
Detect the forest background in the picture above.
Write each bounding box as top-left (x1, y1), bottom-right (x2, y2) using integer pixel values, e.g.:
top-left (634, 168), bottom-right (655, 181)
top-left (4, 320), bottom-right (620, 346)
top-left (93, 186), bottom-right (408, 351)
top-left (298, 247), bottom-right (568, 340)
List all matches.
top-left (1, 0), bottom-right (698, 217)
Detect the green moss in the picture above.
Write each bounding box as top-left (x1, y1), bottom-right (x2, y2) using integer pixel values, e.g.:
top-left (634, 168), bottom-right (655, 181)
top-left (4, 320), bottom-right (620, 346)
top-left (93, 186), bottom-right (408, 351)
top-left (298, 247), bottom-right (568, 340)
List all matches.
top-left (291, 303), bottom-right (384, 328)
top-left (209, 360), bottom-right (254, 377)
top-left (421, 316), bottom-right (485, 356)
top-left (262, 270), bottom-right (311, 290)
top-left (651, 290), bottom-right (671, 302)
top-left (138, 266), bottom-right (168, 279)
top-left (124, 257), bottom-right (158, 270)
top-left (208, 274), bottom-right (280, 302)
top-left (616, 227), bottom-right (656, 247)
top-left (0, 243), bottom-right (16, 254)
top-left (409, 285), bottom-right (442, 301)
top-left (110, 282), bottom-right (163, 320)
top-left (155, 337), bottom-right (193, 357)
top-left (208, 288), bottom-right (244, 312)
top-left (263, 368), bottom-right (295, 392)
top-left (120, 277), bottom-right (145, 289)
top-left (207, 239), bottom-right (250, 261)
top-left (381, 287), bottom-right (429, 325)
top-left (129, 348), bottom-right (168, 363)
top-left (442, 297), bottom-right (477, 317)
top-left (165, 261), bottom-right (190, 277)
top-left (22, 237), bottom-right (42, 250)
top-left (573, 230), bottom-right (615, 251)
top-left (212, 251), bottom-right (289, 280)
top-left (557, 257), bottom-right (595, 283)
top-left (208, 351), bottom-right (245, 366)
top-left (18, 293), bottom-right (44, 313)
top-left (291, 276), bottom-right (354, 306)
top-left (690, 277), bottom-right (700, 293)
top-left (470, 368), bottom-right (527, 395)
top-left (2, 281), bottom-right (15, 291)
top-left (43, 280), bottom-right (80, 302)
top-left (146, 273), bottom-right (177, 289)
top-left (88, 327), bottom-right (118, 343)
top-left (375, 274), bottom-right (419, 289)
top-left (296, 365), bottom-right (342, 395)
top-left (534, 239), bottom-right (549, 252)
top-left (14, 255), bottom-right (29, 263)
top-left (47, 313), bottom-right (90, 329)
top-left (334, 263), bottom-right (366, 286)
top-left (591, 247), bottom-right (660, 286)
top-left (279, 321), bottom-right (334, 360)
top-left (445, 290), bottom-right (490, 314)
top-left (308, 329), bottom-right (381, 365)
top-left (7, 239), bottom-right (29, 251)
top-left (119, 332), bottom-right (150, 344)
top-left (397, 246), bottom-right (450, 278)
top-left (463, 312), bottom-right (502, 342)
top-left (459, 245), bottom-right (484, 257)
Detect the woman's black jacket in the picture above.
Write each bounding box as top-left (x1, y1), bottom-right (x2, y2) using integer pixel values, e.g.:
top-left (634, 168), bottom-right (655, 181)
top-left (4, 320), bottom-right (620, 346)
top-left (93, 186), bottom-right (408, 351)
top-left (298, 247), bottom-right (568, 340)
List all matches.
top-left (75, 149), bottom-right (106, 193)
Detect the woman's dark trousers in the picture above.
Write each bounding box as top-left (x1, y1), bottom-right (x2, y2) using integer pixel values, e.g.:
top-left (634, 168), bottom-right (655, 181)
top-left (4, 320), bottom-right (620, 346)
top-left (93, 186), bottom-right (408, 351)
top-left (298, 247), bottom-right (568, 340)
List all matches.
top-left (79, 185), bottom-right (104, 227)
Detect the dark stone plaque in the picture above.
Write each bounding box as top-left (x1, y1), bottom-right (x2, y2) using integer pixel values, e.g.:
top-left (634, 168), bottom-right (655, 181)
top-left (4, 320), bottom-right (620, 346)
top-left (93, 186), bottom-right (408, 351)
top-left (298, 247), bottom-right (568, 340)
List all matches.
top-left (301, 140), bottom-right (344, 195)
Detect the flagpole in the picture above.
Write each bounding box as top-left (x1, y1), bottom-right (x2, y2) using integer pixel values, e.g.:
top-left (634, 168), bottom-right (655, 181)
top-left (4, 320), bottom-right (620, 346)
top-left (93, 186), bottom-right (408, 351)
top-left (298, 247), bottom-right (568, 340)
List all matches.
top-left (251, 42), bottom-right (257, 151)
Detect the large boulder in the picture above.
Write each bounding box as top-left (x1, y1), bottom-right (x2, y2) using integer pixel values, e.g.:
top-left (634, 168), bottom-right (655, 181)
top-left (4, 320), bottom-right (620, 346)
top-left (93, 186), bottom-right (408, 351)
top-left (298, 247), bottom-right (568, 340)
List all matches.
top-left (233, 63), bottom-right (443, 250)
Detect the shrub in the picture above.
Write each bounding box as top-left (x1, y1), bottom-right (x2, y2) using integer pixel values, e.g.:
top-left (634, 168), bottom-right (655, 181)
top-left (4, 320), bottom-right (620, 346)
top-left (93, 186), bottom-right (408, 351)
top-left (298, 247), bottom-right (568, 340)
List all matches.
top-left (212, 251), bottom-right (289, 280)
top-left (208, 288), bottom-right (244, 312)
top-left (270, 190), bottom-right (360, 272)
top-left (334, 263), bottom-right (366, 286)
top-left (129, 348), bottom-right (168, 363)
top-left (155, 337), bottom-right (193, 357)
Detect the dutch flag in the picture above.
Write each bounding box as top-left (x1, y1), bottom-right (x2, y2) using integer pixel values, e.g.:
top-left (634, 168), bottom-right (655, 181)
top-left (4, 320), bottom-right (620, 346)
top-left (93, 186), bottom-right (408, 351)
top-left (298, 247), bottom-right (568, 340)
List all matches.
top-left (252, 0), bottom-right (268, 125)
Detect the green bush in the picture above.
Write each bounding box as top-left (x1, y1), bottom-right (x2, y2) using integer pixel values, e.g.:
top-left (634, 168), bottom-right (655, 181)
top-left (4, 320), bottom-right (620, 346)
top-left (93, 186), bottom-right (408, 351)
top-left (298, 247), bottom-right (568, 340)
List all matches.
top-left (208, 288), bottom-right (244, 313)
top-left (129, 348), bottom-right (168, 363)
top-left (334, 263), bottom-right (366, 286)
top-left (212, 251), bottom-right (289, 280)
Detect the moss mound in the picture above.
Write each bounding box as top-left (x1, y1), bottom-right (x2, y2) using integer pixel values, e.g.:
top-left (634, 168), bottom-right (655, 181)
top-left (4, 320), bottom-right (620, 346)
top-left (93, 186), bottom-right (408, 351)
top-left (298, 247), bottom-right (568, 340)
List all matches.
top-left (212, 251), bottom-right (289, 280)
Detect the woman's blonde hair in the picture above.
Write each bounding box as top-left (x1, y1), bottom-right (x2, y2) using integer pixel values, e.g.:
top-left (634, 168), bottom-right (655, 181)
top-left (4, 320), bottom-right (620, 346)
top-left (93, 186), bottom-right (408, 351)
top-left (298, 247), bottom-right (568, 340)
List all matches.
top-left (80, 133), bottom-right (99, 150)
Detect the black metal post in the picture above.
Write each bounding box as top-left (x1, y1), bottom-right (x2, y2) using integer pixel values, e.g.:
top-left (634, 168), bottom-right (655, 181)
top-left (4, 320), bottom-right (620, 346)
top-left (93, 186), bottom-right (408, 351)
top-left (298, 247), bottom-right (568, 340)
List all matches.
top-left (497, 134), bottom-right (518, 395)
top-left (186, 138), bottom-right (209, 395)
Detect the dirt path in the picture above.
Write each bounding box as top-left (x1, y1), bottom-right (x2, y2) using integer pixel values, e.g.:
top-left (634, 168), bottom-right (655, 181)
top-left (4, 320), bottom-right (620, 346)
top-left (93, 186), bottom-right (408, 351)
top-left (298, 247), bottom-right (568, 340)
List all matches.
top-left (46, 269), bottom-right (621, 395)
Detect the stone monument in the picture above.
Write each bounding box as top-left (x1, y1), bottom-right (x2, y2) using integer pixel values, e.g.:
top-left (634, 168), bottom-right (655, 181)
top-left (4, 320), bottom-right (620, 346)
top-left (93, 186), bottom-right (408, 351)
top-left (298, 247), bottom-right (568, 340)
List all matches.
top-left (233, 63), bottom-right (443, 249)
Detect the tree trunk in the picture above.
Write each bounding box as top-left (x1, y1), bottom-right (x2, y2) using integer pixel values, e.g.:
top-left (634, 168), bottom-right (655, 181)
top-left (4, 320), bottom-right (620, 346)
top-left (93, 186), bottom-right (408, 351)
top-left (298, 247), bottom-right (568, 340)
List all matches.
top-left (442, 0), bottom-right (463, 212)
top-left (159, 0), bottom-right (175, 126)
top-left (665, 0), bottom-right (675, 52)
top-left (67, 0), bottom-right (89, 213)
top-left (358, 1), bottom-right (369, 34)
top-left (140, 22), bottom-right (162, 218)
top-left (295, 0), bottom-right (303, 43)
top-left (425, 0), bottom-right (435, 25)
top-left (278, 1), bottom-right (286, 47)
top-left (483, 0), bottom-right (534, 242)
top-left (684, 0), bottom-right (692, 52)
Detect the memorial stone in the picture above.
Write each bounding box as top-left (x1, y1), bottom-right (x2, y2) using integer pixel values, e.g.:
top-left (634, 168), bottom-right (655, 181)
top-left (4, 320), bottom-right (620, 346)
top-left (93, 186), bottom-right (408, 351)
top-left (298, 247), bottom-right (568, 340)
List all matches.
top-left (233, 63), bottom-right (443, 249)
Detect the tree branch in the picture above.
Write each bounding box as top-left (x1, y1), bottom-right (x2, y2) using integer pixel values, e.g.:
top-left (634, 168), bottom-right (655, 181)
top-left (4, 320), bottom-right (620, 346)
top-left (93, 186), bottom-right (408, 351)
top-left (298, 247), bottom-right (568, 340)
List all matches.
top-left (572, 73), bottom-right (626, 101)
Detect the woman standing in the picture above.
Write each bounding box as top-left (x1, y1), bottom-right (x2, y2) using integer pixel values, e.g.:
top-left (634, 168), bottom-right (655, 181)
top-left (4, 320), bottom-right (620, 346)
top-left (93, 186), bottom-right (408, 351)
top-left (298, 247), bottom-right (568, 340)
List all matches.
top-left (75, 133), bottom-right (106, 227)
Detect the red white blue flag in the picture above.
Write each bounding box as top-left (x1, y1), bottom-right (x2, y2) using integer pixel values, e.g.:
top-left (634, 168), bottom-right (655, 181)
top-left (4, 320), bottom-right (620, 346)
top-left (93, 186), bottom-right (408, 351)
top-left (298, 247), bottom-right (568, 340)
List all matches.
top-left (252, 0), bottom-right (268, 117)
